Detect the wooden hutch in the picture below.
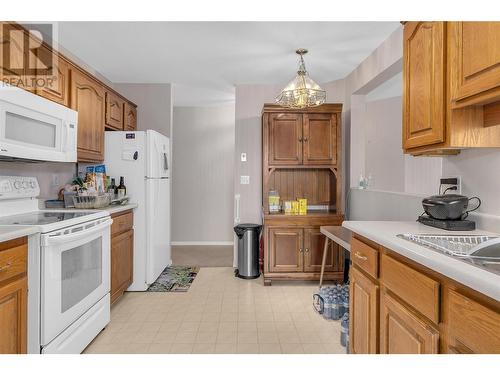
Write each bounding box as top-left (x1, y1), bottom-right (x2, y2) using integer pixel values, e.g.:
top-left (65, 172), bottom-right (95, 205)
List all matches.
top-left (262, 103), bottom-right (344, 285)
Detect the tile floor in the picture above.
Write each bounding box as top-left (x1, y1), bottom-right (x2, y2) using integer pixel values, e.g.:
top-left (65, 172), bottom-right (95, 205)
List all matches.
top-left (84, 267), bottom-right (345, 354)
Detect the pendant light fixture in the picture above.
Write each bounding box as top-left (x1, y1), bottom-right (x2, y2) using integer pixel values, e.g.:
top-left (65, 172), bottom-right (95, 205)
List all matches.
top-left (275, 48), bottom-right (326, 109)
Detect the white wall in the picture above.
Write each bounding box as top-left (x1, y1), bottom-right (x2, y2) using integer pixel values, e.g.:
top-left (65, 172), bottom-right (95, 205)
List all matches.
top-left (0, 161), bottom-right (75, 199)
top-left (233, 80), bottom-right (346, 225)
top-left (114, 84), bottom-right (173, 137)
top-left (172, 105), bottom-right (235, 243)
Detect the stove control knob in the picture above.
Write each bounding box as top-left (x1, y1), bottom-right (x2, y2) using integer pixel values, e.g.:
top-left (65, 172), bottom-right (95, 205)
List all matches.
top-left (14, 181), bottom-right (21, 189)
top-left (30, 181), bottom-right (36, 188)
top-left (22, 181), bottom-right (28, 188)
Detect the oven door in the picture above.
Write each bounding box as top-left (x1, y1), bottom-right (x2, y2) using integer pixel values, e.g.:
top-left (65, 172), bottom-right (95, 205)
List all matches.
top-left (40, 218), bottom-right (111, 346)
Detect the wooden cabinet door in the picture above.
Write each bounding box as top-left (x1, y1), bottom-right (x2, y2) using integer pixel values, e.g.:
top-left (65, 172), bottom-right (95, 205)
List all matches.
top-left (71, 69), bottom-right (105, 162)
top-left (450, 22), bottom-right (500, 105)
top-left (403, 22), bottom-right (446, 150)
top-left (35, 47), bottom-right (70, 106)
top-left (111, 229), bottom-right (134, 304)
top-left (268, 113), bottom-right (303, 165)
top-left (445, 289), bottom-right (500, 354)
top-left (303, 228), bottom-right (342, 273)
top-left (0, 23), bottom-right (30, 89)
top-left (124, 102), bottom-right (137, 131)
top-left (380, 292), bottom-right (439, 354)
top-left (268, 227), bottom-right (303, 273)
top-left (105, 91), bottom-right (125, 130)
top-left (350, 266), bottom-right (378, 354)
top-left (303, 113), bottom-right (337, 165)
top-left (0, 276), bottom-right (27, 354)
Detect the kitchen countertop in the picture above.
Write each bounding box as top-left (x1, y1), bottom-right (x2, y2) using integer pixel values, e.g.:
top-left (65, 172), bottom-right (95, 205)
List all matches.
top-left (0, 225), bottom-right (40, 243)
top-left (320, 226), bottom-right (352, 251)
top-left (94, 203), bottom-right (138, 215)
top-left (342, 221), bottom-right (500, 302)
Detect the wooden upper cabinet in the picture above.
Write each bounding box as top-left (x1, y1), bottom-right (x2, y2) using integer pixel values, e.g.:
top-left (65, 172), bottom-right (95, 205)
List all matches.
top-left (124, 102), bottom-right (137, 131)
top-left (303, 113), bottom-right (337, 165)
top-left (450, 22), bottom-right (500, 106)
top-left (268, 113), bottom-right (303, 165)
top-left (303, 228), bottom-right (340, 273)
top-left (268, 227), bottom-right (303, 273)
top-left (35, 47), bottom-right (70, 107)
top-left (380, 292), bottom-right (439, 354)
top-left (403, 22), bottom-right (446, 150)
top-left (444, 289), bottom-right (500, 354)
top-left (350, 266), bottom-right (378, 354)
top-left (71, 69), bottom-right (105, 162)
top-left (105, 91), bottom-right (125, 130)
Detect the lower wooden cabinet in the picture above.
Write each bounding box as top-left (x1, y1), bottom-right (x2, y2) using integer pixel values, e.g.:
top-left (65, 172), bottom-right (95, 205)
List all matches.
top-left (350, 266), bottom-right (379, 354)
top-left (380, 291), bottom-right (439, 354)
top-left (304, 228), bottom-right (341, 273)
top-left (0, 237), bottom-right (27, 354)
top-left (349, 234), bottom-right (500, 354)
top-left (265, 224), bottom-right (344, 283)
top-left (445, 288), bottom-right (500, 354)
top-left (110, 210), bottom-right (134, 304)
top-left (111, 230), bottom-right (133, 303)
top-left (0, 276), bottom-right (27, 354)
top-left (268, 227), bottom-right (303, 273)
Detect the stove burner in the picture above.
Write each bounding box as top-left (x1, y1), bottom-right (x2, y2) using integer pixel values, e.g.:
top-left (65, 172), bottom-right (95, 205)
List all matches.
top-left (0, 211), bottom-right (94, 226)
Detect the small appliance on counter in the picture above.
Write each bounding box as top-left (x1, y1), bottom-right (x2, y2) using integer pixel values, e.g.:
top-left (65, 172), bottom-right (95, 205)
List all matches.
top-left (417, 193), bottom-right (481, 231)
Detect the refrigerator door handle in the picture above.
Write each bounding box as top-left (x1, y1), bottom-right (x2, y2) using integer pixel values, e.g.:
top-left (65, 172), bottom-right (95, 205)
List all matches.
top-left (163, 152), bottom-right (169, 171)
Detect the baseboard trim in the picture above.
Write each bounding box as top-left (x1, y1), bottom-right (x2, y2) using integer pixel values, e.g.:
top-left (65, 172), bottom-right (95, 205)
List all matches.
top-left (171, 241), bottom-right (234, 246)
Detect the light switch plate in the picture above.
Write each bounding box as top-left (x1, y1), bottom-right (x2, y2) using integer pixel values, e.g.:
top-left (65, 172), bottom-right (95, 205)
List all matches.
top-left (240, 175), bottom-right (250, 185)
top-left (241, 153), bottom-right (247, 162)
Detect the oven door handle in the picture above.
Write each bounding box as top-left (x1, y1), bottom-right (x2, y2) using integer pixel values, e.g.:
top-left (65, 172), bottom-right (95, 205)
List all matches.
top-left (45, 219), bottom-right (113, 244)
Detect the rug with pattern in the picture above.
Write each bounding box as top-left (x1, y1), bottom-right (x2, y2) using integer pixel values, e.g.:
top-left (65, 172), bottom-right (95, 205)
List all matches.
top-left (147, 266), bottom-right (199, 292)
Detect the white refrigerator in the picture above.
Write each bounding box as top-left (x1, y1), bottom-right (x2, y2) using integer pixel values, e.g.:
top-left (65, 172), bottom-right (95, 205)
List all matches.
top-left (105, 130), bottom-right (171, 291)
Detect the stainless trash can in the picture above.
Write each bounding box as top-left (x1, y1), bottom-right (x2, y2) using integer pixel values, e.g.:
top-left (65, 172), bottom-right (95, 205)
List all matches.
top-left (234, 224), bottom-right (262, 279)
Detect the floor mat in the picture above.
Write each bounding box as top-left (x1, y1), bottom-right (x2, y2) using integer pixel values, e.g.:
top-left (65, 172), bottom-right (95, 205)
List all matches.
top-left (147, 266), bottom-right (199, 292)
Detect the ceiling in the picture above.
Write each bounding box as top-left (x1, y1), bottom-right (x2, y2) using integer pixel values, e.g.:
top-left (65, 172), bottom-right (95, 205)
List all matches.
top-left (57, 22), bottom-right (400, 106)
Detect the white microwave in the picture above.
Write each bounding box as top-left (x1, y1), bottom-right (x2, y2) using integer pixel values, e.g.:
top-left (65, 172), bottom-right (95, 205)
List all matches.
top-left (0, 84), bottom-right (78, 162)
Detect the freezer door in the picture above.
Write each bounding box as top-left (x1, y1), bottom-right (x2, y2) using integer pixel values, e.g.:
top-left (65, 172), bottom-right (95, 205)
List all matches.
top-left (146, 130), bottom-right (170, 178)
top-left (146, 178), bottom-right (171, 284)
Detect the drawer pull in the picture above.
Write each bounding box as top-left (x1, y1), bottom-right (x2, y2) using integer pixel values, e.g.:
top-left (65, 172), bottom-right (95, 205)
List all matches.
top-left (354, 252), bottom-right (367, 261)
top-left (305, 248), bottom-right (309, 253)
top-left (0, 262), bottom-right (12, 272)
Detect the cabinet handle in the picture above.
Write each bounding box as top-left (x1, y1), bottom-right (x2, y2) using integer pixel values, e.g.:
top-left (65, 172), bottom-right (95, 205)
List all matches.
top-left (354, 252), bottom-right (367, 261)
top-left (305, 248), bottom-right (309, 253)
top-left (298, 138), bottom-right (303, 142)
top-left (303, 138), bottom-right (308, 142)
top-left (299, 248), bottom-right (303, 253)
top-left (0, 262), bottom-right (12, 272)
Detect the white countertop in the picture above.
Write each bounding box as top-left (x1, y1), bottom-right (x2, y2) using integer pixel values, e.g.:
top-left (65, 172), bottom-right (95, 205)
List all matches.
top-left (342, 221), bottom-right (500, 302)
top-left (94, 203), bottom-right (138, 215)
top-left (0, 225), bottom-right (40, 243)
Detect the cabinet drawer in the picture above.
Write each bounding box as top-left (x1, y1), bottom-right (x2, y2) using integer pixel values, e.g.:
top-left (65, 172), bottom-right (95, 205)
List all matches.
top-left (0, 244), bottom-right (27, 284)
top-left (445, 289), bottom-right (500, 354)
top-left (111, 211), bottom-right (134, 236)
top-left (351, 237), bottom-right (378, 279)
top-left (380, 254), bottom-right (440, 324)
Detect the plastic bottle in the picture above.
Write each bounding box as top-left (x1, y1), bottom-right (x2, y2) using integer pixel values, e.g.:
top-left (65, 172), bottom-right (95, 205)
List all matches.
top-left (340, 312), bottom-right (349, 347)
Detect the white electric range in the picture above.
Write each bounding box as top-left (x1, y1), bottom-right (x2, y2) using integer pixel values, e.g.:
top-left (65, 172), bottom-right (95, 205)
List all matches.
top-left (0, 176), bottom-right (112, 354)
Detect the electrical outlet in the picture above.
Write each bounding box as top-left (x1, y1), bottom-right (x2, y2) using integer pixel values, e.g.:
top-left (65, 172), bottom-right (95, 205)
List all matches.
top-left (440, 176), bottom-right (461, 195)
top-left (240, 175), bottom-right (250, 185)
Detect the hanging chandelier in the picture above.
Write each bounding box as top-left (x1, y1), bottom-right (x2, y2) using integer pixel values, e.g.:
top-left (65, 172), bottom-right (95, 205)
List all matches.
top-left (275, 48), bottom-right (326, 109)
